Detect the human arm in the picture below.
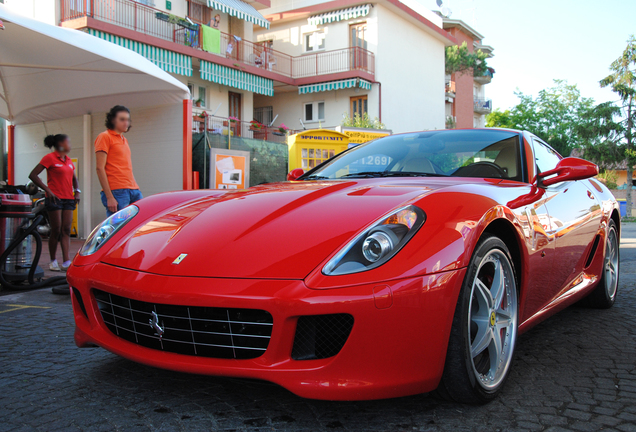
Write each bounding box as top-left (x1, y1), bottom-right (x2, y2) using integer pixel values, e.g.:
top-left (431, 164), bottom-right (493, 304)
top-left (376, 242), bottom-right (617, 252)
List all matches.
top-left (95, 151), bottom-right (117, 213)
top-left (28, 164), bottom-right (58, 202)
top-left (72, 173), bottom-right (81, 204)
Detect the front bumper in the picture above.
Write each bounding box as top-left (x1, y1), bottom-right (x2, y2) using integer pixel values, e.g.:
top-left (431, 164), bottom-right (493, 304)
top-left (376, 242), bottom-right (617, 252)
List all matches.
top-left (67, 263), bottom-right (465, 400)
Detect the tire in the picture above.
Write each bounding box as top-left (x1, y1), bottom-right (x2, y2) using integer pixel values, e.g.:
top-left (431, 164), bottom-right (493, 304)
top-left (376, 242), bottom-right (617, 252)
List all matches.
top-left (436, 235), bottom-right (519, 404)
top-left (583, 220), bottom-right (619, 309)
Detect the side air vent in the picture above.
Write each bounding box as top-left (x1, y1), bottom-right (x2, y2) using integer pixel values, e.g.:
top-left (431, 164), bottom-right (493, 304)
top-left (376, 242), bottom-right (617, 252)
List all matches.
top-left (72, 287), bottom-right (89, 319)
top-left (291, 314), bottom-right (354, 360)
top-left (585, 235), bottom-right (601, 268)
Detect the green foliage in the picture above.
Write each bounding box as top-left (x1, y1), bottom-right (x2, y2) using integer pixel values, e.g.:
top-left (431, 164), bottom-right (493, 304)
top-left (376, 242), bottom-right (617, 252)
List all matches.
top-left (486, 80), bottom-right (594, 156)
top-left (597, 169), bottom-right (619, 189)
top-left (486, 109), bottom-right (514, 128)
top-left (445, 42), bottom-right (489, 76)
top-left (341, 112), bottom-right (386, 130)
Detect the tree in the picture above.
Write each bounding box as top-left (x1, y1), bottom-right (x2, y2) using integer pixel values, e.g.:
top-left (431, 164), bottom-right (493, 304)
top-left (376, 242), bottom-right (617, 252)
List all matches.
top-left (486, 80), bottom-right (595, 156)
top-left (445, 42), bottom-right (489, 76)
top-left (598, 35), bottom-right (636, 217)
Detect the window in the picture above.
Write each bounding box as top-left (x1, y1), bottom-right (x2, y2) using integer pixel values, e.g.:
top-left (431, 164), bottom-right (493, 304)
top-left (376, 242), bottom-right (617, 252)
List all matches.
top-left (187, 83), bottom-right (194, 100)
top-left (304, 31), bottom-right (325, 52)
top-left (198, 86), bottom-right (206, 107)
top-left (350, 23), bottom-right (368, 50)
top-left (350, 96), bottom-right (368, 117)
top-left (532, 138), bottom-right (561, 174)
top-left (254, 106), bottom-right (273, 125)
top-left (304, 102), bottom-right (325, 122)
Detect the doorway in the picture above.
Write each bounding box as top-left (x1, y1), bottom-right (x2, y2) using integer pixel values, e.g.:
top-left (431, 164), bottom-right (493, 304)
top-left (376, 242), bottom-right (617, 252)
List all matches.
top-left (229, 91), bottom-right (242, 136)
top-left (350, 23), bottom-right (368, 70)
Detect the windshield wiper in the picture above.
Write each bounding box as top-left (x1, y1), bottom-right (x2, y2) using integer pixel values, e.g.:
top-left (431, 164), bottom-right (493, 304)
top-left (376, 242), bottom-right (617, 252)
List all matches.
top-left (340, 171), bottom-right (448, 178)
top-left (302, 175), bottom-right (331, 180)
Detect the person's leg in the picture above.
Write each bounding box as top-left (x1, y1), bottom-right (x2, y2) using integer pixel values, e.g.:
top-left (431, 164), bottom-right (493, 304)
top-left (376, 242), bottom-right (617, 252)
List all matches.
top-left (129, 189), bottom-right (143, 205)
top-left (60, 208), bottom-right (73, 264)
top-left (48, 209), bottom-right (62, 266)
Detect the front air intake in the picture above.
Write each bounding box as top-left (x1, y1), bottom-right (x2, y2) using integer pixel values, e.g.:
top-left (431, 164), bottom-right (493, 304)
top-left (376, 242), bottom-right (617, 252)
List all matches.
top-left (291, 314), bottom-right (354, 360)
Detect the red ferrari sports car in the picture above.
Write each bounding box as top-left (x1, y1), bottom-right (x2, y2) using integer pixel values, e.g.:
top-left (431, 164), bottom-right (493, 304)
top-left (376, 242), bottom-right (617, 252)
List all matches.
top-left (67, 129), bottom-right (620, 404)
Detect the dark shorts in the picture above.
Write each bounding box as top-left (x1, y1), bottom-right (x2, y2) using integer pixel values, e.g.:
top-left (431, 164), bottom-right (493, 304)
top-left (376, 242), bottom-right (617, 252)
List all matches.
top-left (101, 189), bottom-right (143, 216)
top-left (45, 198), bottom-right (76, 211)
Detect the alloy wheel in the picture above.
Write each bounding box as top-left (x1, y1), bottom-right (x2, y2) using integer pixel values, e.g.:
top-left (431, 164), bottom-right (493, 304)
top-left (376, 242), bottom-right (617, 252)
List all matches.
top-left (468, 249), bottom-right (518, 390)
top-left (604, 228), bottom-right (619, 300)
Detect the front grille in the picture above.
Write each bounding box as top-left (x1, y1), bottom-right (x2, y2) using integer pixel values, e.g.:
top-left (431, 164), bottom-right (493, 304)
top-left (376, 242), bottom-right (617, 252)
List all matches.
top-left (93, 289), bottom-right (273, 359)
top-left (291, 314), bottom-right (354, 360)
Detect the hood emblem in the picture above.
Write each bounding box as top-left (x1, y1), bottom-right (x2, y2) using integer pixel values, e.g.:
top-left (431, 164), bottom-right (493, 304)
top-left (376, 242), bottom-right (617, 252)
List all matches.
top-left (149, 311), bottom-right (164, 339)
top-left (172, 253), bottom-right (188, 265)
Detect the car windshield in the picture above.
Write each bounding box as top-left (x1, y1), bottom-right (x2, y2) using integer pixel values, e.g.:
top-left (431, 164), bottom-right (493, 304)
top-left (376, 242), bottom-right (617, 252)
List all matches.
top-left (302, 129), bottom-right (523, 181)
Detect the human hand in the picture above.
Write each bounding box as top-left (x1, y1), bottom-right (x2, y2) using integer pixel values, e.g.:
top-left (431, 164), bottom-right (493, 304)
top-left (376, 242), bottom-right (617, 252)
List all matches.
top-left (106, 196), bottom-right (118, 214)
top-left (46, 189), bottom-right (59, 203)
top-left (74, 191), bottom-right (81, 204)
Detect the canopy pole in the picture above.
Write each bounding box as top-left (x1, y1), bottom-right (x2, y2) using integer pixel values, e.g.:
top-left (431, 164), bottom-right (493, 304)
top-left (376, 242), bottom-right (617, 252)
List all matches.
top-left (82, 114), bottom-right (92, 239)
top-left (7, 125), bottom-right (14, 185)
top-left (183, 99), bottom-right (193, 190)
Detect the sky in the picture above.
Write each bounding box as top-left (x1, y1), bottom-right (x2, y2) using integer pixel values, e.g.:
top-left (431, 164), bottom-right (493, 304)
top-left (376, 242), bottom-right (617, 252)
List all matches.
top-left (426, 0), bottom-right (636, 110)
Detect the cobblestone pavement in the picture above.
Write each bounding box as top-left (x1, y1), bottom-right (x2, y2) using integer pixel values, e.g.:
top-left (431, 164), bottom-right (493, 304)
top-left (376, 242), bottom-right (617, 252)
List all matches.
top-left (1, 225), bottom-right (635, 432)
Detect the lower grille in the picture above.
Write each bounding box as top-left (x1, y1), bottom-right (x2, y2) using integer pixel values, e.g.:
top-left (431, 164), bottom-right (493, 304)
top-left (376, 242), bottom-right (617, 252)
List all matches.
top-left (93, 289), bottom-right (273, 359)
top-left (291, 314), bottom-right (354, 360)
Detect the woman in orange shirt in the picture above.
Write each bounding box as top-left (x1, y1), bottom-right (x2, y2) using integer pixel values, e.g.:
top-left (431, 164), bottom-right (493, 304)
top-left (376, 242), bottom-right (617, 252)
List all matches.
top-left (29, 134), bottom-right (81, 271)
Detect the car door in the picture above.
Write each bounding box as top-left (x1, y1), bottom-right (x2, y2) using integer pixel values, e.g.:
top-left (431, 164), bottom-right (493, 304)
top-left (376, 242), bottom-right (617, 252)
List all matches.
top-left (532, 138), bottom-right (601, 301)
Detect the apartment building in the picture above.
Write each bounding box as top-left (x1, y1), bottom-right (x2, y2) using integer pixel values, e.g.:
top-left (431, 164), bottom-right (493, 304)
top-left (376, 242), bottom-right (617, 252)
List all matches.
top-left (252, 0), bottom-right (456, 132)
top-left (442, 17), bottom-right (494, 129)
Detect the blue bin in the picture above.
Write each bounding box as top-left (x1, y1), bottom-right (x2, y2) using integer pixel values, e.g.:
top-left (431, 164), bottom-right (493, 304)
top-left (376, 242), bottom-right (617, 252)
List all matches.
top-left (617, 199), bottom-right (627, 217)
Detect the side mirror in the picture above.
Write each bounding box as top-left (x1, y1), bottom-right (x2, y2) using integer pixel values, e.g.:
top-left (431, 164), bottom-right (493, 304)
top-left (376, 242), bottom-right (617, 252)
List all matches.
top-left (538, 157), bottom-right (598, 187)
top-left (287, 168), bottom-right (305, 181)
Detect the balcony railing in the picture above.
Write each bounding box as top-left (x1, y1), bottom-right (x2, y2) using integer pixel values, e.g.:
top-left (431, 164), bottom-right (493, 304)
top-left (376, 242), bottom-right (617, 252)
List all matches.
top-left (192, 114), bottom-right (288, 143)
top-left (474, 99), bottom-right (492, 114)
top-left (61, 0), bottom-right (375, 79)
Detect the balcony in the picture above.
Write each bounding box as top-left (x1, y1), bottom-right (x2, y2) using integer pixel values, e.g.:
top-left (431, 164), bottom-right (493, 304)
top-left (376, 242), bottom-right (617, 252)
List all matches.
top-left (445, 81), bottom-right (456, 101)
top-left (60, 0), bottom-right (375, 80)
top-left (192, 114), bottom-right (287, 143)
top-left (474, 68), bottom-right (494, 85)
top-left (474, 98), bottom-right (492, 114)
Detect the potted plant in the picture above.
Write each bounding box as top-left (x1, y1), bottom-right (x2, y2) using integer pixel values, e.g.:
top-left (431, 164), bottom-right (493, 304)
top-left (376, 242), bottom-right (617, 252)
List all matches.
top-left (273, 123), bottom-right (289, 136)
top-left (194, 98), bottom-right (203, 108)
top-left (249, 120), bottom-right (265, 131)
top-left (229, 116), bottom-right (240, 123)
top-left (193, 110), bottom-right (207, 122)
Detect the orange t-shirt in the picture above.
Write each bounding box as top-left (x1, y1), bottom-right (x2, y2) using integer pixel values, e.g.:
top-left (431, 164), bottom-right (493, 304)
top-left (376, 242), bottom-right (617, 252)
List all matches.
top-left (94, 129), bottom-right (139, 190)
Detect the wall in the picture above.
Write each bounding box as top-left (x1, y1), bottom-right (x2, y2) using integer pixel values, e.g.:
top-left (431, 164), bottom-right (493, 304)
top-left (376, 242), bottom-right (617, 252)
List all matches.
top-left (14, 103), bottom-right (183, 234)
top-left (254, 85), bottom-right (378, 131)
top-left (2, 0), bottom-right (58, 25)
top-left (375, 4), bottom-right (444, 131)
top-left (447, 26), bottom-right (474, 130)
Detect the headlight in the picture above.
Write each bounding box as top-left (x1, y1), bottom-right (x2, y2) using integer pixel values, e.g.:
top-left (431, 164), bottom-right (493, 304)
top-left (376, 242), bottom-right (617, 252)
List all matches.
top-left (79, 206), bottom-right (139, 256)
top-left (323, 205), bottom-right (425, 275)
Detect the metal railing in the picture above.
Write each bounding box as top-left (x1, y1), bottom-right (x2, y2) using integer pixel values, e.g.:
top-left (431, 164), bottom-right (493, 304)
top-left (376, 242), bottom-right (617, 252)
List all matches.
top-left (192, 114), bottom-right (288, 143)
top-left (474, 99), bottom-right (492, 113)
top-left (61, 0), bottom-right (375, 79)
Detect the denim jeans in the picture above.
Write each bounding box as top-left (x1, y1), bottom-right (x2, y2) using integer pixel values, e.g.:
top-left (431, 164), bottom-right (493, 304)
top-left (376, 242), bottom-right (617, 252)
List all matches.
top-left (101, 189), bottom-right (143, 216)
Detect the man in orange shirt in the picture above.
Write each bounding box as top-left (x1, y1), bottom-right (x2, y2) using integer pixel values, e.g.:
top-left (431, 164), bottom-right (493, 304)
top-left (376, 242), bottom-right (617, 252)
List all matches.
top-left (95, 106), bottom-right (142, 216)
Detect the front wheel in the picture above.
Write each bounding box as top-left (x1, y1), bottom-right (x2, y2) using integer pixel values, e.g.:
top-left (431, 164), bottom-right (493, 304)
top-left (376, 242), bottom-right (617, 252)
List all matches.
top-left (583, 219), bottom-right (619, 309)
top-left (437, 235), bottom-right (518, 404)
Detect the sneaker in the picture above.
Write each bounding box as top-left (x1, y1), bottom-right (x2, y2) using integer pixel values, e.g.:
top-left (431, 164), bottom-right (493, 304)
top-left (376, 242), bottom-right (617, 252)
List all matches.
top-left (49, 260), bottom-right (61, 272)
top-left (61, 260), bottom-right (72, 271)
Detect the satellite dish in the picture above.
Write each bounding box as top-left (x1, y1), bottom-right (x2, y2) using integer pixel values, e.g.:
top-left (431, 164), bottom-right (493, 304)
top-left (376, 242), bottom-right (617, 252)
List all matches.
top-left (441, 6), bottom-right (452, 17)
top-left (436, 0), bottom-right (443, 6)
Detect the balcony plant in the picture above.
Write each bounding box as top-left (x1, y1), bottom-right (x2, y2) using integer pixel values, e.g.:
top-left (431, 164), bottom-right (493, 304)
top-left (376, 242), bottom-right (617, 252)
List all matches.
top-left (194, 98), bottom-right (203, 107)
top-left (229, 116), bottom-right (240, 123)
top-left (250, 120), bottom-right (265, 131)
top-left (341, 112), bottom-right (385, 130)
top-left (273, 123), bottom-right (289, 136)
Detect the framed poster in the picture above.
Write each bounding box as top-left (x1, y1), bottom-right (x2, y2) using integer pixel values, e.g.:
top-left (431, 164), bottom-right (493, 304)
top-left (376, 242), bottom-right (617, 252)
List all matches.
top-left (210, 148), bottom-right (250, 189)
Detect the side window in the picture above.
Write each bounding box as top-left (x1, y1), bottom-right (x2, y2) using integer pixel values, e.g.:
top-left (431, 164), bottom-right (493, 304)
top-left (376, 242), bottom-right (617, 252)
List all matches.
top-left (532, 139), bottom-right (561, 173)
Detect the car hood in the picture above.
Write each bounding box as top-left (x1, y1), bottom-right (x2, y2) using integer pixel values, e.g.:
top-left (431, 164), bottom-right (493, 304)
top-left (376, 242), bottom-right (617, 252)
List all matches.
top-left (101, 179), bottom-right (466, 278)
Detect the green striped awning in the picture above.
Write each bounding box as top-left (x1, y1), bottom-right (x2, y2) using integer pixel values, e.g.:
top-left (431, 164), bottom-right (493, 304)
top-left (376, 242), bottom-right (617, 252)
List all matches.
top-left (308, 4), bottom-right (371, 26)
top-left (87, 29), bottom-right (192, 76)
top-left (200, 61), bottom-right (274, 96)
top-left (207, 0), bottom-right (270, 29)
top-left (299, 78), bottom-right (373, 94)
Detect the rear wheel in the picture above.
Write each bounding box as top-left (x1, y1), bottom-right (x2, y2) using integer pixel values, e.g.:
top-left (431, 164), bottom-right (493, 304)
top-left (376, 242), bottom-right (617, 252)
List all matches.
top-left (437, 235), bottom-right (518, 404)
top-left (584, 220), bottom-right (619, 309)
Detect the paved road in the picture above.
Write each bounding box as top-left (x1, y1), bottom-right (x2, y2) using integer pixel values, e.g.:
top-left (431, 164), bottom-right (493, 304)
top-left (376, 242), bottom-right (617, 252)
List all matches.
top-left (1, 225), bottom-right (635, 432)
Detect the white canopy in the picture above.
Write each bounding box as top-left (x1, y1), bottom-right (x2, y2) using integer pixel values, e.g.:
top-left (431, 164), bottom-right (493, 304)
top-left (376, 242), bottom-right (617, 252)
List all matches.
top-left (0, 5), bottom-right (190, 125)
